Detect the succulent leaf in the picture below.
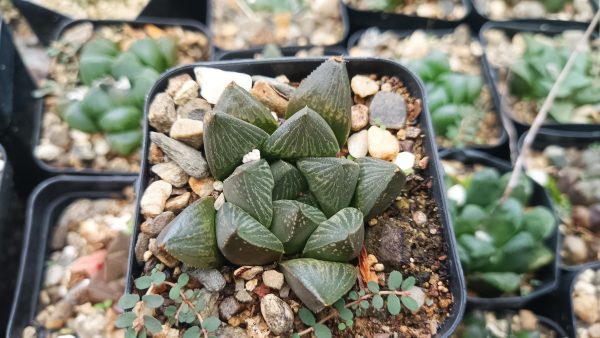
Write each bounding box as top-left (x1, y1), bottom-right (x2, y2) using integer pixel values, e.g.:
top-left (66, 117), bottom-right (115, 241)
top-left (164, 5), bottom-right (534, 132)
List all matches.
top-left (129, 38), bottom-right (166, 71)
top-left (286, 57), bottom-right (352, 146)
top-left (279, 258), bottom-right (357, 313)
top-left (63, 102), bottom-right (99, 133)
top-left (156, 197), bottom-right (223, 268)
top-left (302, 207), bottom-right (364, 262)
top-left (80, 38), bottom-right (119, 58)
top-left (157, 36), bottom-right (178, 68)
top-left (223, 159), bottom-right (274, 227)
top-left (79, 54), bottom-right (114, 85)
top-left (270, 160), bottom-right (307, 200)
top-left (264, 107), bottom-right (339, 159)
top-left (111, 52), bottom-right (147, 81)
top-left (297, 157), bottom-right (359, 217)
top-left (216, 202), bottom-right (284, 266)
top-left (132, 68), bottom-right (160, 107)
top-left (203, 112), bottom-right (269, 180)
top-left (296, 191), bottom-right (319, 208)
top-left (98, 106), bottom-right (142, 132)
top-left (213, 82), bottom-right (278, 134)
top-left (270, 200), bottom-right (327, 254)
top-left (353, 157), bottom-right (406, 220)
top-left (107, 130), bottom-right (143, 156)
top-left (81, 87), bottom-right (114, 120)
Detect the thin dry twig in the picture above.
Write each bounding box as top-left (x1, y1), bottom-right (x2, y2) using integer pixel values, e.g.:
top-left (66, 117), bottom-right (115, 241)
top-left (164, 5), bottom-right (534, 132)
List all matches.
top-left (501, 9), bottom-right (600, 202)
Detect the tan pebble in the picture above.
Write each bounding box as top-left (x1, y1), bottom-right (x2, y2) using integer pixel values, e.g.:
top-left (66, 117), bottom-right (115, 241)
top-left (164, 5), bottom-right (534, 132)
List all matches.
top-left (412, 211), bottom-right (427, 226)
top-left (368, 218), bottom-right (378, 226)
top-left (263, 270), bottom-right (285, 290)
top-left (251, 81), bottom-right (288, 116)
top-left (140, 180), bottom-right (172, 217)
top-left (367, 126), bottom-right (399, 161)
top-left (246, 279), bottom-right (258, 291)
top-left (143, 250), bottom-right (152, 262)
top-left (166, 73), bottom-right (194, 97)
top-left (351, 104), bottom-right (369, 131)
top-left (169, 119), bottom-right (204, 149)
top-left (373, 263), bottom-right (385, 272)
top-left (173, 80), bottom-right (200, 106)
top-left (351, 75), bottom-right (379, 98)
top-left (189, 177), bottom-right (214, 197)
top-left (214, 193), bottom-right (225, 210)
top-left (519, 309), bottom-right (538, 331)
top-left (148, 143), bottom-right (164, 164)
top-left (235, 266), bottom-right (264, 280)
top-left (165, 192), bottom-right (191, 213)
top-left (367, 254), bottom-right (378, 266)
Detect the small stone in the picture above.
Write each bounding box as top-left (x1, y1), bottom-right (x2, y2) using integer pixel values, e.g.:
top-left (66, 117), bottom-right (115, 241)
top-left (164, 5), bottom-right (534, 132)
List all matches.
top-left (235, 266), bottom-right (264, 280)
top-left (394, 152), bottom-right (415, 171)
top-left (169, 119), bottom-right (204, 149)
top-left (46, 123), bottom-right (70, 147)
top-left (197, 288), bottom-right (220, 318)
top-left (140, 180), bottom-right (172, 217)
top-left (351, 75), bottom-right (379, 98)
top-left (262, 270), bottom-right (284, 290)
top-left (189, 269), bottom-right (226, 292)
top-left (213, 181), bottom-right (224, 192)
top-left (351, 104), bottom-right (369, 131)
top-left (513, 1), bottom-right (546, 18)
top-left (574, 294), bottom-right (599, 323)
top-left (189, 177), bottom-right (214, 198)
top-left (589, 323), bottom-right (600, 338)
top-left (148, 143), bottom-right (164, 164)
top-left (381, 83), bottom-right (392, 92)
top-left (348, 130), bottom-right (368, 158)
top-left (173, 80), bottom-right (200, 106)
top-left (564, 235), bottom-right (588, 263)
top-left (42, 301), bottom-right (73, 329)
top-left (242, 149), bottom-right (261, 163)
top-left (368, 126), bottom-right (399, 161)
top-left (279, 285), bottom-right (290, 298)
top-left (141, 211), bottom-right (175, 236)
top-left (373, 263), bottom-right (385, 272)
top-left (220, 296), bottom-right (243, 320)
top-left (214, 326), bottom-right (247, 338)
top-left (195, 67), bottom-right (252, 104)
top-left (177, 98), bottom-right (212, 121)
top-left (135, 233), bottom-right (150, 263)
top-left (246, 279), bottom-right (258, 291)
top-left (151, 132), bottom-right (209, 178)
top-left (35, 144), bottom-right (62, 161)
top-left (149, 93), bottom-right (177, 133)
top-left (369, 91), bottom-right (407, 129)
top-left (405, 126), bottom-right (421, 138)
top-left (235, 290), bottom-right (254, 303)
top-left (151, 162), bottom-right (189, 188)
top-left (45, 265), bottom-right (65, 287)
top-left (214, 193), bottom-right (225, 210)
top-left (368, 218), bottom-right (378, 226)
top-left (149, 238), bottom-right (178, 268)
top-left (372, 220), bottom-right (410, 270)
top-left (367, 254), bottom-right (378, 266)
top-left (251, 81), bottom-right (289, 117)
top-left (166, 74), bottom-right (194, 97)
top-left (412, 211), bottom-right (427, 226)
top-left (165, 192), bottom-right (191, 213)
top-left (447, 184), bottom-right (466, 206)
top-left (93, 138), bottom-right (110, 156)
top-left (406, 286), bottom-right (426, 308)
top-left (235, 279), bottom-right (245, 291)
top-left (260, 294), bottom-right (294, 335)
top-left (519, 310), bottom-right (538, 331)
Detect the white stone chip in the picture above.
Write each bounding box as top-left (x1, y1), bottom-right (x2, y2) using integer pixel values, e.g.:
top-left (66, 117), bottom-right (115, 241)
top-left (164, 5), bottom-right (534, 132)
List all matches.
top-left (242, 149), bottom-right (261, 163)
top-left (194, 67), bottom-right (252, 104)
top-left (447, 184), bottom-right (466, 206)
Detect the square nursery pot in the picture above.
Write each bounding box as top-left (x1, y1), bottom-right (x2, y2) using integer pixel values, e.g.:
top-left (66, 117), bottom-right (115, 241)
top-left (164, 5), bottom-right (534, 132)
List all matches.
top-left (9, 0), bottom-right (210, 46)
top-left (439, 149), bottom-right (560, 309)
top-left (342, 0), bottom-right (471, 34)
top-left (126, 57), bottom-right (467, 336)
top-left (518, 128), bottom-right (600, 272)
top-left (32, 17), bottom-right (213, 177)
top-left (347, 28), bottom-right (509, 158)
top-left (216, 45), bottom-right (348, 61)
top-left (6, 175), bottom-right (136, 338)
top-left (206, 0), bottom-right (350, 53)
top-left (468, 0), bottom-right (599, 27)
top-left (479, 20), bottom-right (599, 136)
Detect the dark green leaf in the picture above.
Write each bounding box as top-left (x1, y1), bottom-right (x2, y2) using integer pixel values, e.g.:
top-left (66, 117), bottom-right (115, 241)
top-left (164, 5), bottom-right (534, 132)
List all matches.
top-left (485, 198), bottom-right (524, 246)
top-left (388, 271), bottom-right (403, 290)
top-left (270, 160), bottom-right (308, 201)
top-left (129, 38), bottom-right (166, 71)
top-left (118, 293), bottom-right (140, 310)
top-left (98, 106), bottom-right (141, 133)
top-left (465, 168), bottom-right (501, 207)
top-left (79, 54), bottom-right (113, 85)
top-left (142, 294), bottom-right (164, 309)
top-left (164, 305), bottom-right (177, 317)
top-left (470, 272), bottom-right (522, 293)
top-left (349, 291), bottom-right (359, 300)
top-left (115, 312), bottom-right (137, 328)
top-left (80, 87), bottom-right (113, 120)
top-left (157, 36), bottom-right (177, 68)
top-left (271, 200), bottom-right (327, 254)
top-left (387, 294), bottom-right (401, 315)
top-left (338, 323), bottom-right (347, 331)
top-left (431, 104), bottom-right (462, 136)
top-left (125, 328), bottom-right (136, 338)
top-left (111, 52), bottom-right (146, 81)
top-left (80, 38), bottom-right (118, 58)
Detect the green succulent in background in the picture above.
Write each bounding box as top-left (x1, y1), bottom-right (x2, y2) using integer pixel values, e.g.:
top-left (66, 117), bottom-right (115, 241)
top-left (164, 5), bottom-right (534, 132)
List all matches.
top-left (509, 33), bottom-right (600, 124)
top-left (405, 52), bottom-right (485, 145)
top-left (155, 58), bottom-right (407, 313)
top-left (64, 36), bottom-right (178, 155)
top-left (446, 167), bottom-right (556, 296)
top-left (364, 0), bottom-right (404, 11)
top-left (456, 311), bottom-right (547, 338)
top-left (244, 0), bottom-right (307, 13)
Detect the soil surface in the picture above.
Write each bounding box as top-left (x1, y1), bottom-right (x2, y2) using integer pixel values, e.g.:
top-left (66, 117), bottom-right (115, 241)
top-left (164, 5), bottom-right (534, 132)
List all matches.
top-left (572, 268), bottom-right (600, 338)
top-left (345, 0), bottom-right (466, 20)
top-left (452, 310), bottom-right (559, 338)
top-left (30, 0), bottom-right (149, 19)
top-left (473, 0), bottom-right (594, 21)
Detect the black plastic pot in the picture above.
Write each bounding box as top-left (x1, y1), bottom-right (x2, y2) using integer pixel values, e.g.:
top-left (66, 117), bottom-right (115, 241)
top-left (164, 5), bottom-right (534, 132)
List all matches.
top-left (138, 0), bottom-right (210, 25)
top-left (6, 175), bottom-right (136, 338)
top-left (0, 20), bottom-right (17, 136)
top-left (342, 0), bottom-right (471, 35)
top-left (347, 27), bottom-right (509, 158)
top-left (32, 17), bottom-right (212, 177)
top-left (479, 20), bottom-right (598, 136)
top-left (460, 308), bottom-right (568, 337)
top-left (125, 58), bottom-right (467, 336)
top-left (558, 261), bottom-right (600, 338)
top-left (439, 149), bottom-right (560, 309)
top-left (468, 0), bottom-right (599, 28)
top-left (206, 0), bottom-right (350, 53)
top-left (519, 129), bottom-right (600, 272)
top-left (217, 45), bottom-right (347, 61)
top-left (9, 0), bottom-right (68, 46)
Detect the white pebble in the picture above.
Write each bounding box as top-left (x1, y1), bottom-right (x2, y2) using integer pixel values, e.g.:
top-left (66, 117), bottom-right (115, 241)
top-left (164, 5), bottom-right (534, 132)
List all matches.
top-left (527, 169), bottom-right (548, 186)
top-left (34, 144), bottom-right (62, 161)
top-left (242, 149), bottom-right (261, 163)
top-left (214, 193), bottom-right (225, 210)
top-left (213, 180), bottom-right (224, 192)
top-left (347, 130), bottom-right (368, 158)
top-left (194, 67), bottom-right (252, 104)
top-left (447, 184), bottom-right (466, 206)
top-left (394, 151), bottom-right (415, 171)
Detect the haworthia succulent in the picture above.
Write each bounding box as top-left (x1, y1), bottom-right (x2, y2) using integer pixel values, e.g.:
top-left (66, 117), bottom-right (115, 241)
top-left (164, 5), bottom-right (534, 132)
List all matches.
top-left (79, 54), bottom-right (113, 85)
top-left (81, 87), bottom-right (114, 120)
top-left (223, 159), bottom-right (274, 227)
top-left (279, 258), bottom-right (357, 313)
top-left (80, 38), bottom-right (119, 58)
top-left (107, 129), bottom-right (143, 156)
top-left (263, 107), bottom-right (339, 159)
top-left (296, 192), bottom-right (319, 208)
top-left (270, 200), bottom-right (327, 254)
top-left (213, 82), bottom-right (278, 134)
top-left (156, 197), bottom-right (223, 268)
top-left (98, 106), bottom-right (142, 132)
top-left (216, 203), bottom-right (284, 266)
top-left (270, 160), bottom-right (307, 200)
top-left (111, 52), bottom-right (146, 81)
top-left (302, 207), bottom-right (364, 262)
top-left (286, 57), bottom-right (352, 146)
top-left (297, 157), bottom-right (359, 217)
top-left (157, 36), bottom-right (177, 67)
top-left (203, 111), bottom-right (269, 180)
top-left (129, 38), bottom-right (166, 71)
top-left (353, 157), bottom-right (406, 220)
top-left (63, 102), bottom-right (98, 133)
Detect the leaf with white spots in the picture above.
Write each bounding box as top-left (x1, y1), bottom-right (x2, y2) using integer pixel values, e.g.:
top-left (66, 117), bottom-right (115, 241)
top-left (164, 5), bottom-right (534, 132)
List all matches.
top-left (270, 200), bottom-right (327, 254)
top-left (270, 160), bottom-right (307, 201)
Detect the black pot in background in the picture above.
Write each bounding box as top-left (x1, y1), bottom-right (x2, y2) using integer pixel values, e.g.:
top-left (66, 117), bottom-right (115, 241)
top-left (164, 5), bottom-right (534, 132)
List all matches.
top-left (206, 0), bottom-right (350, 53)
top-left (9, 0), bottom-right (67, 46)
top-left (126, 58), bottom-right (467, 337)
top-left (519, 129), bottom-right (600, 272)
top-left (138, 0), bottom-right (210, 25)
top-left (31, 17), bottom-right (213, 177)
top-left (347, 27), bottom-right (509, 159)
top-left (6, 175), bottom-right (136, 338)
top-left (439, 149), bottom-right (560, 309)
top-left (216, 45), bottom-right (347, 61)
top-left (459, 307), bottom-right (568, 337)
top-left (342, 0), bottom-right (471, 36)
top-left (0, 20), bottom-right (44, 195)
top-left (479, 20), bottom-right (598, 136)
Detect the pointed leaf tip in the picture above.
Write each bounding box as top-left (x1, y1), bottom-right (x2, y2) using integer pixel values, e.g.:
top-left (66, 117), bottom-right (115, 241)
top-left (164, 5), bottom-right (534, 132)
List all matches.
top-left (270, 200), bottom-right (327, 254)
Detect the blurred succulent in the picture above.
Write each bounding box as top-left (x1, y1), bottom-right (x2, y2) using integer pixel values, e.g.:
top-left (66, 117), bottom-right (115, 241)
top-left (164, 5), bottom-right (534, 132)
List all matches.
top-left (446, 167), bottom-right (556, 296)
top-left (405, 52), bottom-right (485, 145)
top-left (63, 36), bottom-right (178, 155)
top-left (244, 0), bottom-right (307, 13)
top-left (363, 0), bottom-right (404, 11)
top-left (154, 58), bottom-right (407, 313)
top-left (509, 33), bottom-right (600, 124)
